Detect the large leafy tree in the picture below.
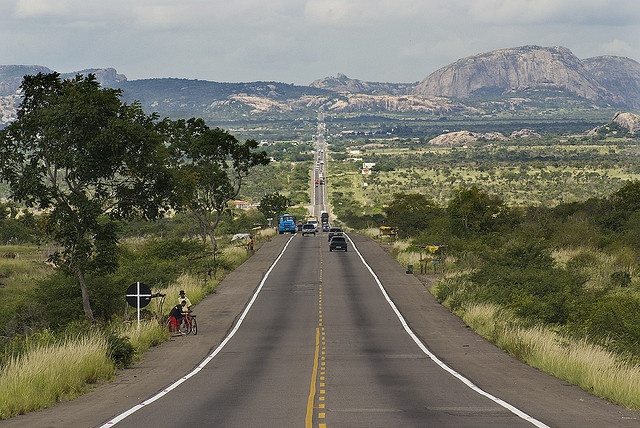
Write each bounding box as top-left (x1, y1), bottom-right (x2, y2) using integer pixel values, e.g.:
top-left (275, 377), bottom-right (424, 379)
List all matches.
top-left (447, 186), bottom-right (510, 234)
top-left (0, 73), bottom-right (172, 321)
top-left (164, 118), bottom-right (269, 251)
top-left (259, 192), bottom-right (291, 221)
top-left (383, 192), bottom-right (443, 238)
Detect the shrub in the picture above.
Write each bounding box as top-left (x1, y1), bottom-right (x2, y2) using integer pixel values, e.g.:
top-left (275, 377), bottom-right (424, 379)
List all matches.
top-left (610, 271), bottom-right (632, 287)
top-left (581, 293), bottom-right (640, 358)
top-left (104, 330), bottom-right (134, 369)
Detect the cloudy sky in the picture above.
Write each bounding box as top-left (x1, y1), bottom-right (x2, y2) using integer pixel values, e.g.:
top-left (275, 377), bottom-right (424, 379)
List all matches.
top-left (1, 0), bottom-right (639, 85)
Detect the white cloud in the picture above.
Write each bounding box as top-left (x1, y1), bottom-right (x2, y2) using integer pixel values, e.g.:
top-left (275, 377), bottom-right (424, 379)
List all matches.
top-left (600, 39), bottom-right (634, 57)
top-left (303, 0), bottom-right (456, 26)
top-left (1, 0), bottom-right (639, 84)
top-left (468, 0), bottom-right (640, 25)
top-left (13, 0), bottom-right (64, 18)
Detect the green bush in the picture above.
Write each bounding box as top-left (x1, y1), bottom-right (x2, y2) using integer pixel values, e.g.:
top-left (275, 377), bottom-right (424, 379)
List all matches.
top-left (581, 293), bottom-right (640, 358)
top-left (105, 330), bottom-right (134, 369)
top-left (141, 238), bottom-right (204, 260)
top-left (610, 271), bottom-right (632, 287)
top-left (467, 241), bottom-right (586, 326)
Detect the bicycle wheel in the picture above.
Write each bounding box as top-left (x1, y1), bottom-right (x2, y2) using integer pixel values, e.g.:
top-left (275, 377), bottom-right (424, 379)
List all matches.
top-left (178, 318), bottom-right (191, 335)
top-left (191, 316), bottom-right (197, 335)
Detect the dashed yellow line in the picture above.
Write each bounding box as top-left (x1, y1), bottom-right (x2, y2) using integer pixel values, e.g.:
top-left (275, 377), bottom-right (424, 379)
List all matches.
top-left (306, 252), bottom-right (327, 427)
top-left (306, 327), bottom-right (321, 428)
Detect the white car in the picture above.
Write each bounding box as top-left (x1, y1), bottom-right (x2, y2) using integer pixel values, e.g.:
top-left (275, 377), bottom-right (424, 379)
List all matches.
top-left (307, 219), bottom-right (320, 232)
top-left (301, 223), bottom-right (316, 236)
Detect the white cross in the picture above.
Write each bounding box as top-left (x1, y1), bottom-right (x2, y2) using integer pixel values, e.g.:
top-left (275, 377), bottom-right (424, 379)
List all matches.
top-left (126, 281), bottom-right (152, 329)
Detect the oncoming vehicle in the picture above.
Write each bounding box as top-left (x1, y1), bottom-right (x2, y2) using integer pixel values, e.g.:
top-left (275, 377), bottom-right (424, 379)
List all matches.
top-left (329, 235), bottom-right (347, 251)
top-left (306, 218), bottom-right (320, 232)
top-left (301, 223), bottom-right (316, 236)
top-left (278, 214), bottom-right (296, 234)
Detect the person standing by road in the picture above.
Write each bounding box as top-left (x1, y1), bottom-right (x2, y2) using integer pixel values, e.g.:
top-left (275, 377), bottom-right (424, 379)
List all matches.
top-left (178, 289), bottom-right (192, 312)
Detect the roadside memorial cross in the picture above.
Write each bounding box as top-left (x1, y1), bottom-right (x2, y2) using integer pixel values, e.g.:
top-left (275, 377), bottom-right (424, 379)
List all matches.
top-left (126, 281), bottom-right (152, 328)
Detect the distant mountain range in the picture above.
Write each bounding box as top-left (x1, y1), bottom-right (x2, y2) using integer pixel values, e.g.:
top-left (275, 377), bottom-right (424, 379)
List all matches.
top-left (1, 45), bottom-right (640, 126)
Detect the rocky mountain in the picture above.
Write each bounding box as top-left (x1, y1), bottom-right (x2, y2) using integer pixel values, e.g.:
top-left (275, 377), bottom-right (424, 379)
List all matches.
top-left (309, 73), bottom-right (415, 95)
top-left (588, 111), bottom-right (640, 137)
top-left (582, 56), bottom-right (640, 109)
top-left (428, 130), bottom-right (509, 147)
top-left (0, 65), bottom-right (53, 96)
top-left (1, 45), bottom-right (640, 127)
top-left (612, 111), bottom-right (640, 134)
top-left (413, 46), bottom-right (618, 104)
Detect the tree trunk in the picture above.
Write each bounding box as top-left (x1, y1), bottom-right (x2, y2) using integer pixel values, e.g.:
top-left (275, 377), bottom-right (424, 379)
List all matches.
top-left (76, 269), bottom-right (95, 321)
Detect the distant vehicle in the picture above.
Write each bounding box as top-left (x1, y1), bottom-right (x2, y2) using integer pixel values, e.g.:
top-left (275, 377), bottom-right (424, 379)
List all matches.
top-left (320, 212), bottom-right (329, 224)
top-left (329, 235), bottom-right (347, 251)
top-left (322, 224), bottom-right (330, 232)
top-left (301, 223), bottom-right (316, 236)
top-left (278, 214), bottom-right (296, 234)
top-left (328, 227), bottom-right (343, 241)
top-left (307, 218), bottom-right (320, 231)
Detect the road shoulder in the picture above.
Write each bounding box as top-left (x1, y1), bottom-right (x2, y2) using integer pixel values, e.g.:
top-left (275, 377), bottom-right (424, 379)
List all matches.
top-left (0, 234), bottom-right (291, 428)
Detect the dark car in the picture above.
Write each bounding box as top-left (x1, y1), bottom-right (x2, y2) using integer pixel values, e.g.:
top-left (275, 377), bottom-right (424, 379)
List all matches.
top-left (322, 223), bottom-right (330, 232)
top-left (329, 235), bottom-right (347, 251)
top-left (328, 227), bottom-right (343, 241)
top-left (301, 223), bottom-right (316, 236)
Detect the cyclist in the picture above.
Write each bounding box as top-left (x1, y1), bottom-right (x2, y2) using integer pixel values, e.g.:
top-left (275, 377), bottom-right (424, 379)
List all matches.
top-left (168, 300), bottom-right (188, 334)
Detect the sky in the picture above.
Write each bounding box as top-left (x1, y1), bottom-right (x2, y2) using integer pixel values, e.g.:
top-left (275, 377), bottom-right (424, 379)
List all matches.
top-left (1, 0), bottom-right (639, 85)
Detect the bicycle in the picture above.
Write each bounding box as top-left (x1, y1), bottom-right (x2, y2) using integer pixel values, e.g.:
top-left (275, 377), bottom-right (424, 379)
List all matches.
top-left (178, 312), bottom-right (198, 335)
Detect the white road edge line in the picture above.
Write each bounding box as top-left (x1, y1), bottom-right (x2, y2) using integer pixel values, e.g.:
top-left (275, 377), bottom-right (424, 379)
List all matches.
top-left (99, 234), bottom-right (298, 427)
top-left (346, 234), bottom-right (551, 428)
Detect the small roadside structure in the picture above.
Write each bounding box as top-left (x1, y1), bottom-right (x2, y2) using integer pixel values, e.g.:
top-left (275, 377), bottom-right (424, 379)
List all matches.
top-left (379, 226), bottom-right (398, 240)
top-left (418, 245), bottom-right (447, 274)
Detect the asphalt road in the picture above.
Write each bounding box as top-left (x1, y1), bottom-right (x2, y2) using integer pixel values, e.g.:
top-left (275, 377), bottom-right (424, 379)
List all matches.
top-left (3, 233), bottom-right (640, 427)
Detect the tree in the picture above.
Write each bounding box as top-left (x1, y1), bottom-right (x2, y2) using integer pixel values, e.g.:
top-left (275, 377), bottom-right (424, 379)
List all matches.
top-left (447, 186), bottom-right (509, 234)
top-left (383, 192), bottom-right (443, 238)
top-left (0, 73), bottom-right (172, 321)
top-left (259, 192), bottom-right (291, 221)
top-left (165, 118), bottom-right (269, 252)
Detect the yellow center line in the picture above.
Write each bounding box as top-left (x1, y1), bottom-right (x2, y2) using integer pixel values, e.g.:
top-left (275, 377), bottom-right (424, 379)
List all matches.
top-left (306, 327), bottom-right (320, 428)
top-left (305, 243), bottom-right (327, 428)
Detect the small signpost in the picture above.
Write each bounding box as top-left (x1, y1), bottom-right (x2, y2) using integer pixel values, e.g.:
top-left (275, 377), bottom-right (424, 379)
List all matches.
top-left (126, 281), bottom-right (152, 329)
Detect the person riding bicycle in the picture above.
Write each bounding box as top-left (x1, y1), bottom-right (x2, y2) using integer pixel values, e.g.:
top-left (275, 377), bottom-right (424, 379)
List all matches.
top-left (168, 300), bottom-right (188, 334)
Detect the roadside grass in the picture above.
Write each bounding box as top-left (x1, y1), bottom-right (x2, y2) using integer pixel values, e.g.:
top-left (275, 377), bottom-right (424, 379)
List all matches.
top-left (552, 246), bottom-right (640, 288)
top-left (461, 303), bottom-right (640, 410)
top-left (118, 320), bottom-right (169, 360)
top-left (0, 234), bottom-right (259, 419)
top-left (0, 332), bottom-right (114, 419)
top-left (0, 246), bottom-right (53, 330)
top-left (383, 237), bottom-right (640, 410)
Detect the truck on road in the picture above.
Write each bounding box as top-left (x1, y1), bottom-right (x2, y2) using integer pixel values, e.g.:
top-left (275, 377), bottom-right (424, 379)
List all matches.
top-left (278, 214), bottom-right (296, 234)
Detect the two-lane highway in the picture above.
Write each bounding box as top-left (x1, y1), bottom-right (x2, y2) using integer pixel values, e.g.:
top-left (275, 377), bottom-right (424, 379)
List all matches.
top-left (320, 237), bottom-right (538, 427)
top-left (104, 233), bottom-right (547, 427)
top-left (8, 232), bottom-right (639, 427)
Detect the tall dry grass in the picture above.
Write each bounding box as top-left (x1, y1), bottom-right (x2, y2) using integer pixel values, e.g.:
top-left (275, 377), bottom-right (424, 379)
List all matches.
top-left (118, 320), bottom-right (168, 359)
top-left (0, 332), bottom-right (114, 419)
top-left (461, 303), bottom-right (640, 410)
